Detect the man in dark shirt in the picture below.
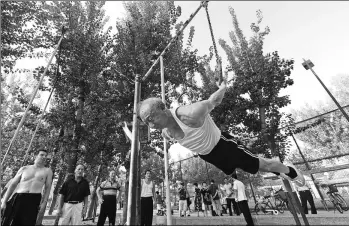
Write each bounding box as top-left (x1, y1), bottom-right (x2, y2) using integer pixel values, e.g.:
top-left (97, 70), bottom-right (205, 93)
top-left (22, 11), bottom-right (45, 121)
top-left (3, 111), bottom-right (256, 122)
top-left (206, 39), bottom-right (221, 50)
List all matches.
top-left (208, 179), bottom-right (222, 216)
top-left (57, 165), bottom-right (90, 225)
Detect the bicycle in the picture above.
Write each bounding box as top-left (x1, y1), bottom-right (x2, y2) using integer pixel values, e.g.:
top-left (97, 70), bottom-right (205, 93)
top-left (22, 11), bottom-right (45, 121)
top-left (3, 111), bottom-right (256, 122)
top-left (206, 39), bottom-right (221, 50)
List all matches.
top-left (273, 189), bottom-right (288, 214)
top-left (254, 195), bottom-right (279, 215)
top-left (325, 184), bottom-right (349, 213)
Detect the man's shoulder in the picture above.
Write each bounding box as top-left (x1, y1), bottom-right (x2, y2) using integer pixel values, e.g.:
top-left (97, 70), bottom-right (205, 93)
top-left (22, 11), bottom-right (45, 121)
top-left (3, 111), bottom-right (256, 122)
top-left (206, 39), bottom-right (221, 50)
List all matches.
top-left (82, 178), bottom-right (89, 184)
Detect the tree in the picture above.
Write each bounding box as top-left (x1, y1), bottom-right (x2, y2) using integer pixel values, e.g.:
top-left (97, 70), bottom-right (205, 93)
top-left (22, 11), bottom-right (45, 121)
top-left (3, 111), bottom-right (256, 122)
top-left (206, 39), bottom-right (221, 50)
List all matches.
top-left (288, 74), bottom-right (349, 177)
top-left (1, 1), bottom-right (54, 72)
top-left (217, 8), bottom-right (295, 159)
top-left (40, 1), bottom-right (115, 174)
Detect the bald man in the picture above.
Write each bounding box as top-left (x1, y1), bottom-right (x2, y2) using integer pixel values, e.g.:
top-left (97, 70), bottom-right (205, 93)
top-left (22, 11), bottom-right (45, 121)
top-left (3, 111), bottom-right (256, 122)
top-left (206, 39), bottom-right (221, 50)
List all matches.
top-left (132, 79), bottom-right (305, 187)
top-left (57, 165), bottom-right (90, 225)
top-left (96, 170), bottom-right (121, 226)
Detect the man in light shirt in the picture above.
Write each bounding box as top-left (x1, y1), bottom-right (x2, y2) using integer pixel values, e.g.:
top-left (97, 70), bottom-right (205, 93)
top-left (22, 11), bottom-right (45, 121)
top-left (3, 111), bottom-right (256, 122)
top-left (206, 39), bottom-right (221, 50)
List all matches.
top-left (295, 181), bottom-right (317, 214)
top-left (222, 177), bottom-right (239, 216)
top-left (135, 78), bottom-right (305, 191)
top-left (232, 177), bottom-right (254, 226)
top-left (97, 170), bottom-right (121, 226)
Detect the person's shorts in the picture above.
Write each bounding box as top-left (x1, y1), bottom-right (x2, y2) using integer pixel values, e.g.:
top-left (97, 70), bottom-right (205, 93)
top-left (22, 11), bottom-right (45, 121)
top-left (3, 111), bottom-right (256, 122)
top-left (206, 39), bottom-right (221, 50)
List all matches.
top-left (157, 204), bottom-right (162, 210)
top-left (179, 200), bottom-right (187, 212)
top-left (200, 132), bottom-right (259, 175)
top-left (2, 193), bottom-right (41, 226)
top-left (212, 199), bottom-right (222, 211)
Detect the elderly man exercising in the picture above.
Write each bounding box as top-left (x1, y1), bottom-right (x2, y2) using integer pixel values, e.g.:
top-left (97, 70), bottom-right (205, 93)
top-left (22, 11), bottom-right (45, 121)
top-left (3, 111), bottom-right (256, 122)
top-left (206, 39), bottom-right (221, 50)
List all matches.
top-left (125, 79), bottom-right (305, 187)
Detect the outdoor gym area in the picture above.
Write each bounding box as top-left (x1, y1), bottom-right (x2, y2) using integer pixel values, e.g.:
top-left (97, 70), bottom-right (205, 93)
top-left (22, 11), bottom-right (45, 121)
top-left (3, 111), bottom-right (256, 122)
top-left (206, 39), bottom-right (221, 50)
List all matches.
top-left (1, 1), bottom-right (349, 226)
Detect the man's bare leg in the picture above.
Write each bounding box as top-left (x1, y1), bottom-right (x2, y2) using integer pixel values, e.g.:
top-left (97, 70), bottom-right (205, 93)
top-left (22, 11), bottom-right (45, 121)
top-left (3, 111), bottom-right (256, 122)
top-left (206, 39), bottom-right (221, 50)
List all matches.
top-left (258, 158), bottom-right (289, 173)
top-left (258, 157), bottom-right (305, 186)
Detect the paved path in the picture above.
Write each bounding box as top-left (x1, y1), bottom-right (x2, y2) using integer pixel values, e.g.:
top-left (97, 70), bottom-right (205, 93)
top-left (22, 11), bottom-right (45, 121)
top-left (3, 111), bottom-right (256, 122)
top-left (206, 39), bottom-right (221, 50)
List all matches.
top-left (43, 209), bottom-right (349, 225)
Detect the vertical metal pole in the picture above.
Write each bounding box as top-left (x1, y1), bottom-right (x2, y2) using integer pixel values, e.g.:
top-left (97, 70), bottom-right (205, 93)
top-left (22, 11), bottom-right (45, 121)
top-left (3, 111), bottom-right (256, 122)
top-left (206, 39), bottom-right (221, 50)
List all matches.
top-left (160, 56), bottom-right (173, 225)
top-left (282, 180), bottom-right (302, 225)
top-left (179, 161), bottom-right (183, 181)
top-left (248, 175), bottom-right (257, 204)
top-left (0, 36), bottom-right (2, 225)
top-left (291, 133), bottom-right (325, 201)
top-left (135, 144), bottom-right (141, 225)
top-left (303, 59), bottom-right (349, 123)
top-left (126, 75), bottom-right (141, 225)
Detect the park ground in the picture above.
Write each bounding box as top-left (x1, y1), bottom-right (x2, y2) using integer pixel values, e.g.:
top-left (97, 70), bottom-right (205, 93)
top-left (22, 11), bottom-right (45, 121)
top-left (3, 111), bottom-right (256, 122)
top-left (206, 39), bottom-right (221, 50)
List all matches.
top-left (42, 196), bottom-right (349, 225)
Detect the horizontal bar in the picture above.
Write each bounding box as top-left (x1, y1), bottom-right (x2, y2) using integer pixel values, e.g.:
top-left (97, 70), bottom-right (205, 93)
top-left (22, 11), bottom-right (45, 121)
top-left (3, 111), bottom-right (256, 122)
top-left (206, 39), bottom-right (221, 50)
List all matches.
top-left (293, 153), bottom-right (349, 165)
top-left (306, 164), bottom-right (349, 174)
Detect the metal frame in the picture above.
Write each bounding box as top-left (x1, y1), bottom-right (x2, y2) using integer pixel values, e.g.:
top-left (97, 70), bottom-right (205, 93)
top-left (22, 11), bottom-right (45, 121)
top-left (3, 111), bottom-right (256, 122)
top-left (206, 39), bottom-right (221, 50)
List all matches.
top-left (126, 2), bottom-right (207, 225)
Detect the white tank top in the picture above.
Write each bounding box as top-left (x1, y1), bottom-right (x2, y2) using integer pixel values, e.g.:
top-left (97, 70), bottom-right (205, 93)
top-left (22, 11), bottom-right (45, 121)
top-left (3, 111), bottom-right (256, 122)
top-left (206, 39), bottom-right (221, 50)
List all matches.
top-left (165, 107), bottom-right (221, 155)
top-left (141, 179), bottom-right (153, 197)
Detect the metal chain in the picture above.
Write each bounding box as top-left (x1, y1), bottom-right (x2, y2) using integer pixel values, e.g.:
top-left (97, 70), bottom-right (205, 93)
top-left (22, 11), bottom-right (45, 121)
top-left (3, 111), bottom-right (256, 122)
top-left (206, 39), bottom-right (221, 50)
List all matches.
top-left (203, 2), bottom-right (223, 80)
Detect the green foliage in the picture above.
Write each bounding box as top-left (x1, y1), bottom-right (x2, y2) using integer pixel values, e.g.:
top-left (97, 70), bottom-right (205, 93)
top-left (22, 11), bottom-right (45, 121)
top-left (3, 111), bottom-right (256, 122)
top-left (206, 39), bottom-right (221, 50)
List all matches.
top-left (216, 8), bottom-right (295, 158)
top-left (1, 1), bottom-right (54, 71)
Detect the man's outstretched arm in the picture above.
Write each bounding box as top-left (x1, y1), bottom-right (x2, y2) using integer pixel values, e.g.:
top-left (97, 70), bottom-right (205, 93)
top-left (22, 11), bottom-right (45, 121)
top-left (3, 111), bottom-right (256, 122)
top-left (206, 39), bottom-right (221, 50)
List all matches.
top-left (182, 81), bottom-right (227, 119)
top-left (207, 81), bottom-right (227, 110)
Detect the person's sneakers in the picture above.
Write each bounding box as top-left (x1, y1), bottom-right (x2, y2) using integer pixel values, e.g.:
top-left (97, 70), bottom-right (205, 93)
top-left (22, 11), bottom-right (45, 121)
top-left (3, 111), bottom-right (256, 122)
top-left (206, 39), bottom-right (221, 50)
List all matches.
top-left (279, 162), bottom-right (305, 187)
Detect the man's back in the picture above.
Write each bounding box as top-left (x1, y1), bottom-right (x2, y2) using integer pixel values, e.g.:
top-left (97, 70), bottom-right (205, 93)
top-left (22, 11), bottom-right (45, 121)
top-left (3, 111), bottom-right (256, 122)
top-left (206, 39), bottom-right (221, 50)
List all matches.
top-left (234, 180), bottom-right (247, 201)
top-left (178, 188), bottom-right (186, 200)
top-left (208, 183), bottom-right (220, 200)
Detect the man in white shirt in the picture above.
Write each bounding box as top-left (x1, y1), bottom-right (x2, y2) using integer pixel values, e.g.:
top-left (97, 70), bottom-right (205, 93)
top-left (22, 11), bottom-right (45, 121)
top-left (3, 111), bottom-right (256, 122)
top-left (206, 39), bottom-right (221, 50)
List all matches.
top-left (222, 177), bottom-right (240, 216)
top-left (232, 177), bottom-right (254, 226)
top-left (295, 181), bottom-right (317, 214)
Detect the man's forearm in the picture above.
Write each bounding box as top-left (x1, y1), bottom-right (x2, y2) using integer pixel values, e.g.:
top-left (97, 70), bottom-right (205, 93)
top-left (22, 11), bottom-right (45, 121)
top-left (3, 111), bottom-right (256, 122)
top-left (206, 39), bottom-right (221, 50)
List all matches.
top-left (58, 195), bottom-right (65, 209)
top-left (42, 185), bottom-right (52, 203)
top-left (1, 187), bottom-right (8, 197)
top-left (97, 188), bottom-right (102, 200)
top-left (208, 84), bottom-right (227, 107)
top-left (3, 183), bottom-right (17, 202)
top-left (83, 196), bottom-right (88, 207)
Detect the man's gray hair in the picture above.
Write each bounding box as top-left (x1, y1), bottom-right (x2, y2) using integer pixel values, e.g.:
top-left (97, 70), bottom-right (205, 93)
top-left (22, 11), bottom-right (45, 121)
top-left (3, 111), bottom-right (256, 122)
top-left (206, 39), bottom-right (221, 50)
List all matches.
top-left (137, 97), bottom-right (165, 116)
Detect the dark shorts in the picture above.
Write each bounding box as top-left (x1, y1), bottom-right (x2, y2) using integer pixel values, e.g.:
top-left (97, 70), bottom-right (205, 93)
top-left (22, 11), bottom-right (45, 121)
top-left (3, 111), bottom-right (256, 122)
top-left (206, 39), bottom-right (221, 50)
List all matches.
top-left (2, 193), bottom-right (42, 226)
top-left (199, 132), bottom-right (260, 175)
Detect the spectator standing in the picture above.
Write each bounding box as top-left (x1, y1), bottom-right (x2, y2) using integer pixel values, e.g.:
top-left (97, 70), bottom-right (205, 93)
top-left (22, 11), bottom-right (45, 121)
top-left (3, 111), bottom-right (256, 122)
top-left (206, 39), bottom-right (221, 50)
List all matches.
top-left (177, 182), bottom-right (187, 217)
top-left (186, 188), bottom-right (191, 217)
top-left (155, 191), bottom-right (163, 215)
top-left (296, 181), bottom-right (317, 214)
top-left (96, 170), bottom-right (121, 226)
top-left (222, 177), bottom-right (240, 216)
top-left (57, 165), bottom-right (90, 225)
top-left (141, 170), bottom-right (155, 226)
top-left (201, 182), bottom-right (212, 217)
top-left (1, 150), bottom-right (53, 226)
top-left (193, 183), bottom-right (203, 216)
top-left (208, 179), bottom-right (222, 216)
top-left (232, 177), bottom-right (254, 225)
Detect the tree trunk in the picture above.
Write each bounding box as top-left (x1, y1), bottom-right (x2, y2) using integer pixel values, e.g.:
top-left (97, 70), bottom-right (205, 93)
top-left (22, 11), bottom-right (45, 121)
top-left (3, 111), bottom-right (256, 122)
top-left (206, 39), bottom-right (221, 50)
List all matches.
top-left (48, 171), bottom-right (65, 215)
top-left (67, 80), bottom-right (86, 174)
top-left (259, 106), bottom-right (277, 154)
top-left (87, 164), bottom-right (103, 219)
